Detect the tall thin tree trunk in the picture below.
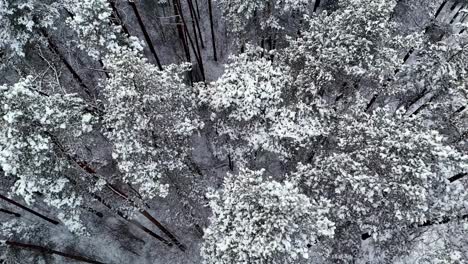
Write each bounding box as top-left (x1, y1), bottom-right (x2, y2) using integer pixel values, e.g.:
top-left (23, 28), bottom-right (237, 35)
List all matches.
top-left (186, 0), bottom-right (204, 52)
top-left (40, 30), bottom-right (92, 97)
top-left (176, 0), bottom-right (206, 82)
top-left (434, 1), bottom-right (447, 19)
top-left (208, 0), bottom-right (218, 61)
top-left (449, 172), bottom-right (467, 183)
top-left (0, 194), bottom-right (59, 225)
top-left (2, 241), bottom-right (106, 264)
top-left (128, 0), bottom-right (164, 70)
top-left (173, 0), bottom-right (191, 62)
top-left (0, 208), bottom-right (21, 217)
top-left (313, 0), bottom-right (321, 13)
top-left (450, 4), bottom-right (465, 24)
top-left (92, 194), bottom-right (173, 247)
top-left (109, 1), bottom-right (131, 36)
top-left (194, 0), bottom-right (201, 19)
top-left (365, 94), bottom-right (378, 112)
top-left (187, 0), bottom-right (205, 48)
top-left (44, 133), bottom-right (185, 250)
top-left (140, 210), bottom-right (186, 251)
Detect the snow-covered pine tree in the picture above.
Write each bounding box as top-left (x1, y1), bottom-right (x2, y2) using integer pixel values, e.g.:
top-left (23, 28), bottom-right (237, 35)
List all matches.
top-left (0, 76), bottom-right (96, 233)
top-left (0, 0), bottom-right (61, 60)
top-left (201, 168), bottom-right (335, 264)
top-left (214, 0), bottom-right (309, 46)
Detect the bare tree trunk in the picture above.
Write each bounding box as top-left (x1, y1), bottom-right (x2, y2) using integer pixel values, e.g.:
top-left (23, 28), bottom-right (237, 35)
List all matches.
top-left (313, 0), bottom-right (321, 13)
top-left (0, 194), bottom-right (59, 225)
top-left (175, 0), bottom-right (206, 82)
top-left (140, 210), bottom-right (186, 251)
top-left (92, 194), bottom-right (173, 247)
top-left (2, 241), bottom-right (106, 264)
top-left (0, 208), bottom-right (21, 217)
top-left (173, 0), bottom-right (192, 62)
top-left (187, 0), bottom-right (205, 48)
top-left (208, 0), bottom-right (218, 61)
top-left (45, 132), bottom-right (182, 250)
top-left (434, 1), bottom-right (448, 19)
top-left (40, 30), bottom-right (92, 97)
top-left (128, 0), bottom-right (164, 70)
top-left (365, 94), bottom-right (378, 112)
top-left (450, 4), bottom-right (465, 24)
top-left (194, 0), bottom-right (201, 19)
top-left (448, 172), bottom-right (467, 183)
top-left (109, 1), bottom-right (131, 36)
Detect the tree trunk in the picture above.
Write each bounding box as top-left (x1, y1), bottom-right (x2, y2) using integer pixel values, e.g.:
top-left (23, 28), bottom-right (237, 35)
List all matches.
top-left (175, 0), bottom-right (206, 82)
top-left (173, 0), bottom-right (192, 62)
top-left (128, 0), bottom-right (164, 70)
top-left (313, 0), bottom-right (321, 13)
top-left (434, 1), bottom-right (447, 19)
top-left (92, 194), bottom-right (173, 247)
top-left (40, 30), bottom-right (92, 97)
top-left (194, 0), bottom-right (201, 19)
top-left (109, 1), bottom-right (131, 36)
top-left (140, 210), bottom-right (186, 251)
top-left (0, 208), bottom-right (21, 217)
top-left (2, 241), bottom-right (106, 264)
top-left (187, 0), bottom-right (205, 48)
top-left (45, 132), bottom-right (181, 249)
top-left (208, 0), bottom-right (218, 61)
top-left (0, 194), bottom-right (59, 225)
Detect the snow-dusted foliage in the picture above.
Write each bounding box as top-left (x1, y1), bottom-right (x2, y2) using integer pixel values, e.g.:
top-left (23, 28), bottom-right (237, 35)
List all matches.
top-left (215, 0), bottom-right (308, 40)
top-left (285, 0), bottom-right (420, 97)
top-left (0, 77), bottom-right (94, 233)
top-left (102, 45), bottom-right (198, 199)
top-left (0, 0), bottom-right (61, 59)
top-left (199, 48), bottom-right (330, 164)
top-left (293, 104), bottom-right (468, 260)
top-left (202, 168), bottom-right (335, 264)
top-left (66, 0), bottom-right (199, 200)
top-left (1, 0), bottom-right (467, 263)
top-left (65, 0), bottom-right (135, 59)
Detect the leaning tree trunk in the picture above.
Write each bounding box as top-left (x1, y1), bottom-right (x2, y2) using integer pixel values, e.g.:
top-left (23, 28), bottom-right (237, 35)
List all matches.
top-left (40, 29), bottom-right (92, 98)
top-left (0, 208), bottom-right (21, 217)
top-left (175, 0), bottom-right (206, 82)
top-left (0, 194), bottom-right (59, 225)
top-left (1, 241), bottom-right (106, 264)
top-left (313, 0), bottom-right (321, 12)
top-left (187, 0), bottom-right (205, 48)
top-left (92, 194), bottom-right (173, 247)
top-left (208, 0), bottom-right (218, 61)
top-left (128, 0), bottom-right (164, 70)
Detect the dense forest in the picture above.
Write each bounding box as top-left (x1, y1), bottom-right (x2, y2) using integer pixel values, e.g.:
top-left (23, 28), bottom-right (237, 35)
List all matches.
top-left (0, 0), bottom-right (467, 263)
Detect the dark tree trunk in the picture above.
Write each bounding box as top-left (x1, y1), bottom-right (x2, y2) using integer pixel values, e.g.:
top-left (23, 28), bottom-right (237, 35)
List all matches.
top-left (92, 194), bottom-right (173, 247)
top-left (140, 210), bottom-right (186, 251)
top-left (187, 0), bottom-right (205, 48)
top-left (3, 241), bottom-right (106, 264)
top-left (175, 0), bottom-right (206, 82)
top-left (40, 30), bottom-right (92, 97)
top-left (173, 0), bottom-right (191, 62)
top-left (365, 94), bottom-right (378, 112)
top-left (0, 208), bottom-right (21, 217)
top-left (448, 172), bottom-right (467, 183)
top-left (194, 0), bottom-right (201, 19)
top-left (208, 0), bottom-right (218, 61)
top-left (0, 194), bottom-right (59, 225)
top-left (450, 4), bottom-right (465, 24)
top-left (128, 0), bottom-right (163, 70)
top-left (313, 0), bottom-right (321, 12)
top-left (434, 1), bottom-right (447, 19)
top-left (109, 1), bottom-right (131, 36)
